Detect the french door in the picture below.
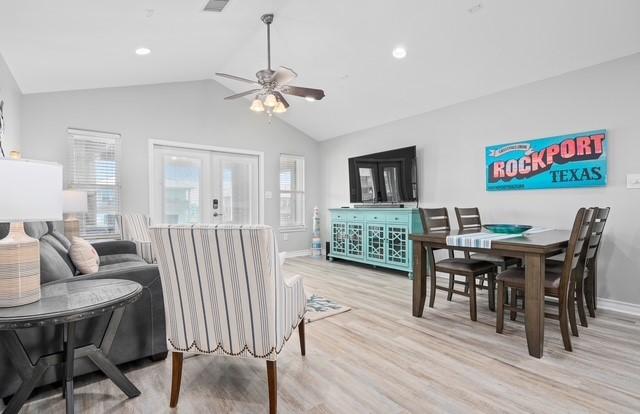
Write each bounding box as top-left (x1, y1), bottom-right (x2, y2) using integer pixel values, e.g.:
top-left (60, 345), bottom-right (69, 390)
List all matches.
top-left (151, 144), bottom-right (261, 225)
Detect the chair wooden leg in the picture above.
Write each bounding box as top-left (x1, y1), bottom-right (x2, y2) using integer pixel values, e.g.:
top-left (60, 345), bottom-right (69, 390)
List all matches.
top-left (428, 264), bottom-right (437, 308)
top-left (170, 352), bottom-right (184, 408)
top-left (496, 281), bottom-right (505, 333)
top-left (568, 282), bottom-right (579, 337)
top-left (267, 360), bottom-right (277, 414)
top-left (468, 275), bottom-right (477, 321)
top-left (575, 278), bottom-right (588, 327)
top-left (559, 297), bottom-right (573, 352)
top-left (487, 273), bottom-right (496, 312)
top-left (509, 288), bottom-right (517, 321)
top-left (298, 319), bottom-right (306, 356)
top-left (447, 274), bottom-right (455, 301)
top-left (585, 268), bottom-right (596, 318)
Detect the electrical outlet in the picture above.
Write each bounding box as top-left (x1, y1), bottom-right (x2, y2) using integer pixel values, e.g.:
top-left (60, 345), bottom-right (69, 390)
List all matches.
top-left (265, 191), bottom-right (273, 199)
top-left (282, 233), bottom-right (289, 241)
top-left (627, 174), bottom-right (640, 189)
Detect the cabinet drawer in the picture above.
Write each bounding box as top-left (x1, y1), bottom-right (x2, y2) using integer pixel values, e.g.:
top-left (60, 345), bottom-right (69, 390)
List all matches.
top-left (346, 213), bottom-right (364, 222)
top-left (332, 212), bottom-right (347, 221)
top-left (364, 213), bottom-right (386, 223)
top-left (386, 214), bottom-right (409, 224)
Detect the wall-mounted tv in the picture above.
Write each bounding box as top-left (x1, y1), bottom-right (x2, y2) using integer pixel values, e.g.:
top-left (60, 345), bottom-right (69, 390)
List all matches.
top-left (348, 146), bottom-right (417, 204)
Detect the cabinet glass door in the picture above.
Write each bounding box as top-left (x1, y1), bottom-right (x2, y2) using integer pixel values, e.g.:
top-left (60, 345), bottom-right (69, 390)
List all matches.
top-left (386, 224), bottom-right (408, 266)
top-left (347, 223), bottom-right (364, 258)
top-left (331, 222), bottom-right (347, 256)
top-left (366, 223), bottom-right (386, 263)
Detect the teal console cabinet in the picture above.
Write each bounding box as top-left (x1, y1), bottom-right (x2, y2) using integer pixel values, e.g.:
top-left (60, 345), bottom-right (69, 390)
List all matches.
top-left (328, 208), bottom-right (424, 278)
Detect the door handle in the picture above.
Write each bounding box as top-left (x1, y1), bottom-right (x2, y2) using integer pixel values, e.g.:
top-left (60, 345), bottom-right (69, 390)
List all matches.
top-left (213, 212), bottom-right (224, 217)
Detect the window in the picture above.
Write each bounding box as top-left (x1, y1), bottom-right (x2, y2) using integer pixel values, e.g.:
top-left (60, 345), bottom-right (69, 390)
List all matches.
top-left (66, 128), bottom-right (121, 239)
top-left (279, 154), bottom-right (305, 230)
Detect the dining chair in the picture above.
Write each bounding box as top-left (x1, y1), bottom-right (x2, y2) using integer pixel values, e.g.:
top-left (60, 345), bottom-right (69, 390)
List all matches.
top-left (583, 207), bottom-right (610, 317)
top-left (120, 213), bottom-right (155, 263)
top-left (419, 208), bottom-right (498, 320)
top-left (149, 224), bottom-right (306, 414)
top-left (496, 207), bottom-right (595, 352)
top-left (546, 207), bottom-right (610, 326)
top-left (454, 207), bottom-right (520, 289)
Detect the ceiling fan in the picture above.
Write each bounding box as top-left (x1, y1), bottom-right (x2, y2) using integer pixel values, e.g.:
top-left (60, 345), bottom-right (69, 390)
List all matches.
top-left (215, 13), bottom-right (325, 115)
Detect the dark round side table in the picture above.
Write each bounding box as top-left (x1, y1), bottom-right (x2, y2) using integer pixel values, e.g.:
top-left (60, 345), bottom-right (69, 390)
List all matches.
top-left (0, 278), bottom-right (143, 414)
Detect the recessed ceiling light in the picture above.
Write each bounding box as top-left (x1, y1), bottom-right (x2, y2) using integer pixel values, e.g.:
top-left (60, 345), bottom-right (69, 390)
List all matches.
top-left (135, 47), bottom-right (151, 56)
top-left (392, 46), bottom-right (407, 59)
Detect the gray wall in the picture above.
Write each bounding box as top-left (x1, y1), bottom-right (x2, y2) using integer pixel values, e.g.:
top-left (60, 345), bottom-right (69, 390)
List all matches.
top-left (0, 52), bottom-right (22, 153)
top-left (21, 79), bottom-right (320, 252)
top-left (320, 53), bottom-right (640, 305)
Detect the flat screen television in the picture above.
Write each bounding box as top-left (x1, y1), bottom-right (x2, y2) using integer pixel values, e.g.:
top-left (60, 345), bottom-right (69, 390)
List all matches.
top-left (348, 146), bottom-right (417, 204)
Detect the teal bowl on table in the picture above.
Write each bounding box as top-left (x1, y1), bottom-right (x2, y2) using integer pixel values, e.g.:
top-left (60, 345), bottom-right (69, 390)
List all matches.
top-left (483, 224), bottom-right (533, 234)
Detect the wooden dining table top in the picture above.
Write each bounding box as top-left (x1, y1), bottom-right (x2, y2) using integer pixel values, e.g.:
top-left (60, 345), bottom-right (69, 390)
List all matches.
top-left (409, 229), bottom-right (573, 255)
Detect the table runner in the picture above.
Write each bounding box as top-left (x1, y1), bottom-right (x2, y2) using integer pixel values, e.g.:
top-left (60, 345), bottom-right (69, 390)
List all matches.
top-left (446, 227), bottom-right (551, 249)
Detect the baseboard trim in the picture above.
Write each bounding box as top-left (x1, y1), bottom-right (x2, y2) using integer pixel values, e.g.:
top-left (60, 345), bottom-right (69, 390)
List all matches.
top-left (597, 297), bottom-right (640, 316)
top-left (283, 249), bottom-right (312, 258)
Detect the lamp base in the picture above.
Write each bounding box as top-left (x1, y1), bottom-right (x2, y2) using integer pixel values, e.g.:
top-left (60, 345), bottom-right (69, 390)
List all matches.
top-left (0, 222), bottom-right (41, 307)
top-left (64, 217), bottom-right (80, 240)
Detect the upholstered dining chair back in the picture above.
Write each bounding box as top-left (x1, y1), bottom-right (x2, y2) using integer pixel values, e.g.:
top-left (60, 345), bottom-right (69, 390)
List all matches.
top-left (121, 213), bottom-right (154, 263)
top-left (149, 224), bottom-right (306, 361)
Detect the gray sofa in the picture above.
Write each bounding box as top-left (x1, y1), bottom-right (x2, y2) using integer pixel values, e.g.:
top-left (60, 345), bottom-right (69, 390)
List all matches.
top-left (0, 222), bottom-right (167, 399)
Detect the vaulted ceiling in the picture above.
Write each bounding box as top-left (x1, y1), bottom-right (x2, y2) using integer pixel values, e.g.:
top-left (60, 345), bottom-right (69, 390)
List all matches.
top-left (1, 0), bottom-right (639, 140)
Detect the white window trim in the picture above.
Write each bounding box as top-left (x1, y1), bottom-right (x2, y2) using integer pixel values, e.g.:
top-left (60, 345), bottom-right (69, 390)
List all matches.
top-left (279, 154), bottom-right (306, 232)
top-left (67, 128), bottom-right (122, 239)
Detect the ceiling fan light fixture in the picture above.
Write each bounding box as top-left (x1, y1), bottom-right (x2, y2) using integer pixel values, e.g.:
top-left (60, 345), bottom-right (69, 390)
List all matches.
top-left (305, 96), bottom-right (316, 102)
top-left (263, 93), bottom-right (277, 107)
top-left (273, 101), bottom-right (287, 113)
top-left (250, 98), bottom-right (265, 112)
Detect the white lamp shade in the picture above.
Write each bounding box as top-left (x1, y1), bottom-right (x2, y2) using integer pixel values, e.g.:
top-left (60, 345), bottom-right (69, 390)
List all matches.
top-left (63, 190), bottom-right (88, 213)
top-left (0, 159), bottom-right (63, 222)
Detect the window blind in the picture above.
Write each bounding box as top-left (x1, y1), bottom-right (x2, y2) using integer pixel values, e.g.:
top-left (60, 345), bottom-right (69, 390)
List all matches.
top-left (66, 128), bottom-right (122, 239)
top-left (279, 154), bottom-right (305, 229)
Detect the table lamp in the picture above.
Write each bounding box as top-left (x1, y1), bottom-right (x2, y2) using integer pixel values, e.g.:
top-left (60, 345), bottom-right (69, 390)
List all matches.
top-left (0, 159), bottom-right (63, 307)
top-left (63, 190), bottom-right (88, 240)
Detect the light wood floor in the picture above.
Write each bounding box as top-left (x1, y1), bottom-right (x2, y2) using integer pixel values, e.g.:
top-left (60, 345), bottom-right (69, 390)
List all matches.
top-left (10, 257), bottom-right (640, 413)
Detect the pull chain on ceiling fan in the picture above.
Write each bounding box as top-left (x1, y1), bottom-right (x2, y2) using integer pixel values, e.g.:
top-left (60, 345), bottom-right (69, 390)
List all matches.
top-left (215, 13), bottom-right (325, 116)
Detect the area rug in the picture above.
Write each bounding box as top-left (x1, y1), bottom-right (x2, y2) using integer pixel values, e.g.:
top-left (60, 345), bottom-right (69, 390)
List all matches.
top-left (305, 294), bottom-right (351, 323)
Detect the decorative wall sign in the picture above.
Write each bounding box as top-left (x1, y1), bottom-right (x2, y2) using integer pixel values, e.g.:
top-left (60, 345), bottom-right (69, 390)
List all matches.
top-left (486, 129), bottom-right (607, 191)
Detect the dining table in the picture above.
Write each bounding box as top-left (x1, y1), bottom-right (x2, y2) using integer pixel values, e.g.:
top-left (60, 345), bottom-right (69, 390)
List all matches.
top-left (410, 228), bottom-right (572, 358)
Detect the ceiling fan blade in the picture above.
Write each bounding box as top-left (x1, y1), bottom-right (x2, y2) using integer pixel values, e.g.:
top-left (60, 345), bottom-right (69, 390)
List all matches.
top-left (273, 66), bottom-right (298, 85)
top-left (224, 89), bottom-right (262, 100)
top-left (281, 85), bottom-right (325, 101)
top-left (273, 91), bottom-right (289, 108)
top-left (215, 72), bottom-right (260, 85)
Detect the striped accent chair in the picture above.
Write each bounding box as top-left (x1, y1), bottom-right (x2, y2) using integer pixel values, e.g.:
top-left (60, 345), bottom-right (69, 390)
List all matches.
top-left (121, 213), bottom-right (155, 263)
top-left (149, 224), bottom-right (306, 414)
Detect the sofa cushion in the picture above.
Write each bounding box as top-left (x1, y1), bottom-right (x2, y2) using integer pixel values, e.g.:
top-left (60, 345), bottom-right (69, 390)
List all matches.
top-left (41, 234), bottom-right (76, 274)
top-left (49, 228), bottom-right (71, 250)
top-left (69, 237), bottom-right (100, 275)
top-left (39, 241), bottom-right (74, 283)
top-left (24, 222), bottom-right (49, 239)
top-left (99, 254), bottom-right (146, 266)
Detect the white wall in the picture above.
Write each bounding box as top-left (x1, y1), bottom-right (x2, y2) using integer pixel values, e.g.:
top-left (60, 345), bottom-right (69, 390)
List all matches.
top-left (21, 79), bottom-right (320, 252)
top-left (320, 53), bottom-right (640, 305)
top-left (0, 52), bottom-right (21, 153)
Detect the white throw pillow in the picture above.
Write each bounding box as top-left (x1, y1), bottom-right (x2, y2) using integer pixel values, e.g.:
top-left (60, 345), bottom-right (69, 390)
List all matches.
top-left (68, 237), bottom-right (100, 275)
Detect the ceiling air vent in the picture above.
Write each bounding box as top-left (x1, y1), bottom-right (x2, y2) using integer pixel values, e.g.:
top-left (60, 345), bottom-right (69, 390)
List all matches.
top-left (203, 0), bottom-right (231, 12)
